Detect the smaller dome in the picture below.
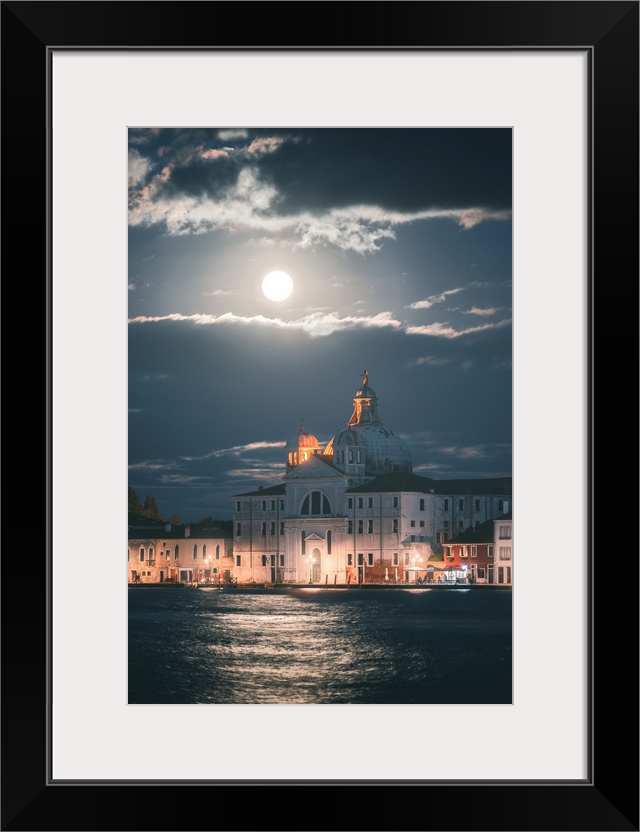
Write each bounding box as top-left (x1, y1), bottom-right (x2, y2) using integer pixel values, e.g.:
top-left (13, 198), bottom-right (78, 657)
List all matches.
top-left (333, 428), bottom-right (360, 447)
top-left (298, 430), bottom-right (320, 449)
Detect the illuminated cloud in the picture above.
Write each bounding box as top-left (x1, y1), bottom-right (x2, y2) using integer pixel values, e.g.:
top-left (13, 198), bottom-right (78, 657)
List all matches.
top-left (128, 148), bottom-right (152, 188)
top-left (407, 356), bottom-right (450, 367)
top-left (181, 441), bottom-right (286, 462)
top-left (218, 129), bottom-right (249, 141)
top-left (464, 306), bottom-right (500, 316)
top-left (406, 318), bottom-right (511, 339)
top-left (129, 310), bottom-right (403, 338)
top-left (407, 288), bottom-right (464, 310)
top-left (129, 460), bottom-right (177, 470)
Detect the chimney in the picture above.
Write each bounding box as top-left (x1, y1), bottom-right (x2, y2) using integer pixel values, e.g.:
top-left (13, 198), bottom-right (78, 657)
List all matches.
top-left (185, 526), bottom-right (190, 538)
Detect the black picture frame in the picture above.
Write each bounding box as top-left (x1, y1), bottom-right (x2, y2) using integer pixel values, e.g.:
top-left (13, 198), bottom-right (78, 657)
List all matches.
top-left (3, 2), bottom-right (638, 830)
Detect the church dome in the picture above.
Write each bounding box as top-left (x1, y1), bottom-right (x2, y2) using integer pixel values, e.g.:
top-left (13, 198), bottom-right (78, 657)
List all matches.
top-left (329, 372), bottom-right (413, 475)
top-left (285, 423), bottom-right (322, 468)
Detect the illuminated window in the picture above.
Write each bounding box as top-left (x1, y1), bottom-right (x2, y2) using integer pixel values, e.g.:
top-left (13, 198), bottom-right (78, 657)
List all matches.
top-left (301, 491), bottom-right (331, 515)
top-left (460, 546), bottom-right (468, 558)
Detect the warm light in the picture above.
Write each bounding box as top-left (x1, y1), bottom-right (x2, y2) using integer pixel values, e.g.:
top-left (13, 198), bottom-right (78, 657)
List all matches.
top-left (262, 271), bottom-right (293, 301)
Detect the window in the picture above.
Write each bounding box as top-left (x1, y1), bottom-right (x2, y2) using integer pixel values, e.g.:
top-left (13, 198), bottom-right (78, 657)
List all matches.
top-left (367, 520), bottom-right (373, 534)
top-left (193, 544), bottom-right (197, 560)
top-left (419, 498), bottom-right (425, 511)
top-left (506, 567), bottom-right (512, 583)
top-left (327, 531), bottom-right (332, 554)
top-left (499, 546), bottom-right (512, 560)
top-left (498, 499), bottom-right (504, 511)
top-left (166, 549), bottom-right (170, 559)
top-left (475, 499), bottom-right (481, 512)
top-left (436, 532), bottom-right (442, 544)
top-left (410, 535), bottom-right (416, 542)
top-left (478, 568), bottom-right (485, 579)
top-left (261, 522), bottom-right (267, 536)
top-left (348, 450), bottom-right (354, 463)
top-left (216, 544), bottom-right (220, 560)
top-left (358, 498), bottom-right (363, 509)
top-left (280, 555), bottom-right (285, 567)
top-left (236, 501), bottom-right (241, 512)
top-left (339, 451), bottom-right (345, 464)
top-left (471, 546), bottom-right (477, 558)
top-left (368, 498), bottom-right (373, 508)
top-left (262, 500), bottom-right (267, 511)
top-left (280, 500), bottom-right (285, 511)
top-left (213, 567), bottom-right (218, 574)
top-left (270, 522), bottom-right (276, 536)
top-left (139, 547), bottom-right (144, 562)
top-left (347, 553), bottom-right (353, 566)
top-left (444, 499), bottom-right (449, 511)
top-left (393, 553), bottom-right (399, 565)
top-left (410, 520), bottom-right (415, 527)
top-left (271, 500), bottom-right (276, 511)
top-left (499, 525), bottom-right (511, 539)
top-left (444, 520), bottom-right (449, 529)
top-left (357, 553), bottom-right (364, 565)
top-left (458, 520), bottom-right (464, 529)
top-left (393, 519), bottom-right (398, 534)
top-left (356, 450), bottom-right (361, 463)
top-left (236, 523), bottom-right (241, 536)
top-left (460, 546), bottom-right (468, 558)
top-left (261, 555), bottom-right (267, 567)
top-left (348, 520), bottom-right (353, 534)
top-left (280, 522), bottom-right (284, 536)
top-left (358, 520), bottom-right (363, 534)
top-left (446, 546), bottom-right (454, 559)
top-left (348, 497), bottom-right (353, 509)
top-left (301, 532), bottom-right (306, 555)
top-left (202, 544), bottom-right (206, 559)
top-left (367, 553), bottom-right (373, 566)
top-left (236, 555), bottom-right (241, 567)
top-left (488, 546), bottom-right (494, 558)
top-left (404, 553), bottom-right (410, 565)
top-left (393, 497), bottom-right (398, 508)
top-left (301, 491), bottom-right (331, 515)
top-left (175, 544), bottom-right (179, 559)
top-left (458, 499), bottom-right (464, 511)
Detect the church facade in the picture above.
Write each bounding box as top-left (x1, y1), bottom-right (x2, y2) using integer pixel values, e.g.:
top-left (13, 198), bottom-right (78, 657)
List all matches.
top-left (232, 373), bottom-right (511, 585)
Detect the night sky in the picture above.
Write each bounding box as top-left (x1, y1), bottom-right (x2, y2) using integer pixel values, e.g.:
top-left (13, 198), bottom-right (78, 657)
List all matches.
top-left (128, 128), bottom-right (512, 522)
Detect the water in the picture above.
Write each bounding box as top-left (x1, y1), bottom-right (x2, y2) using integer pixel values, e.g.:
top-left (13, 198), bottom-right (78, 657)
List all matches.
top-left (128, 587), bottom-right (512, 704)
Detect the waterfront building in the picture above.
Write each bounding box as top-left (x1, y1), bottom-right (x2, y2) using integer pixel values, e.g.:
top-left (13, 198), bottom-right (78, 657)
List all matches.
top-left (128, 513), bottom-right (233, 585)
top-left (232, 373), bottom-right (511, 585)
top-left (493, 512), bottom-right (513, 585)
top-left (442, 518), bottom-right (498, 584)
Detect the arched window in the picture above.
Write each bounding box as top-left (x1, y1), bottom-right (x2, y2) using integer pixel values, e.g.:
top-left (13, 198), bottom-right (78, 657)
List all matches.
top-left (174, 544), bottom-right (179, 559)
top-left (215, 544), bottom-right (220, 560)
top-left (327, 531), bottom-right (332, 554)
top-left (139, 547), bottom-right (144, 562)
top-left (301, 531), bottom-right (306, 555)
top-left (203, 544), bottom-right (207, 559)
top-left (193, 544), bottom-right (198, 560)
top-left (301, 491), bottom-right (331, 516)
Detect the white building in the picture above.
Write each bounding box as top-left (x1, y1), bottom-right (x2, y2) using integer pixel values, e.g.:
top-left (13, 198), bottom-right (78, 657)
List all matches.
top-left (232, 373), bottom-right (512, 585)
top-left (493, 512), bottom-right (513, 585)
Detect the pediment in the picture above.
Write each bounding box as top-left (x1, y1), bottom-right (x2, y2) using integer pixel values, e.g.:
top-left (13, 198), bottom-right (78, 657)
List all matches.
top-left (285, 455), bottom-right (344, 480)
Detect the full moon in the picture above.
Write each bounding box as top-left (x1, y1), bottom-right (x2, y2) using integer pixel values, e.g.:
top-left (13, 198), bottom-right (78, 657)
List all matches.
top-left (262, 270), bottom-right (293, 301)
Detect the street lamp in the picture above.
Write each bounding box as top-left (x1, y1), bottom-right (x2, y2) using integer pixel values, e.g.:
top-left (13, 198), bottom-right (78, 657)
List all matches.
top-left (306, 555), bottom-right (314, 583)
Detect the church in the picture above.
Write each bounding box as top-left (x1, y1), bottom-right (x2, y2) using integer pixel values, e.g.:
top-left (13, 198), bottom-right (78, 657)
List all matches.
top-left (232, 372), bottom-right (511, 585)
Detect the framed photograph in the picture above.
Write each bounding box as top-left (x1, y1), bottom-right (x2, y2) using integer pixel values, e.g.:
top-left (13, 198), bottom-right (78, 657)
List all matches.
top-left (3, 2), bottom-right (637, 830)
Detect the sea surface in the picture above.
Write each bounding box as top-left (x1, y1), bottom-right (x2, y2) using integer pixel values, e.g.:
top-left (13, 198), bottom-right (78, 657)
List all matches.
top-left (128, 587), bottom-right (512, 704)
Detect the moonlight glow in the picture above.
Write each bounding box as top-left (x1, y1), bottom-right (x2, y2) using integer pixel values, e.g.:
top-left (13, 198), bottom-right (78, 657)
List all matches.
top-left (262, 271), bottom-right (293, 301)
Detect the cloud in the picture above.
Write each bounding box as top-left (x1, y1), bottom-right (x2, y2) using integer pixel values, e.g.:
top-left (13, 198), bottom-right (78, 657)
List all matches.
top-left (218, 129), bottom-right (248, 141)
top-left (129, 460), bottom-right (177, 470)
top-left (201, 148), bottom-right (230, 160)
top-left (464, 306), bottom-right (500, 316)
top-left (406, 318), bottom-right (511, 339)
top-left (407, 288), bottom-right (464, 310)
top-left (407, 356), bottom-right (450, 367)
top-left (247, 136), bottom-right (285, 155)
top-left (181, 441), bottom-right (286, 462)
top-left (128, 158), bottom-right (511, 254)
top-left (203, 289), bottom-right (233, 296)
top-left (129, 310), bottom-right (403, 338)
top-left (141, 373), bottom-right (173, 382)
top-left (440, 446), bottom-right (486, 459)
top-left (128, 148), bottom-right (152, 188)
